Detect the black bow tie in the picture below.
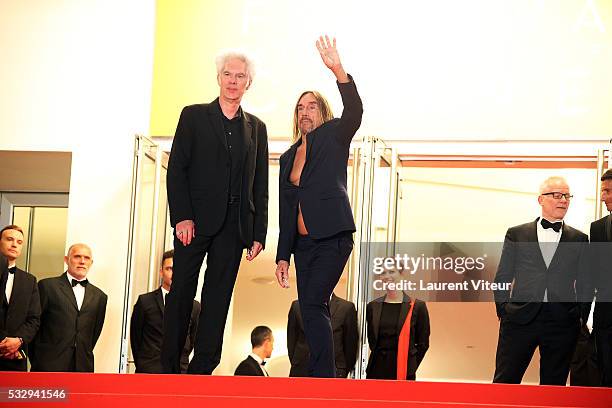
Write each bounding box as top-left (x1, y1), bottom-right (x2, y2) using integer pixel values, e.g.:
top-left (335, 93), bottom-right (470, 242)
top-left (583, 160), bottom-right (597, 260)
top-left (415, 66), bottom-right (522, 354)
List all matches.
top-left (541, 219), bottom-right (562, 233)
top-left (260, 361), bottom-right (266, 366)
top-left (8, 267), bottom-right (16, 274)
top-left (71, 279), bottom-right (88, 287)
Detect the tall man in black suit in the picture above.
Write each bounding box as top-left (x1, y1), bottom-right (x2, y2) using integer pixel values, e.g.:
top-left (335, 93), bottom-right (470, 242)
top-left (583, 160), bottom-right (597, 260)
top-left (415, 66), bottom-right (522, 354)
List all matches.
top-left (590, 168), bottom-right (612, 386)
top-left (30, 243), bottom-right (107, 372)
top-left (0, 225), bottom-right (41, 371)
top-left (275, 36), bottom-right (363, 377)
top-left (493, 176), bottom-right (589, 385)
top-left (131, 249), bottom-right (200, 373)
top-left (234, 326), bottom-right (274, 376)
top-left (287, 294), bottom-right (358, 378)
top-left (163, 50), bottom-right (269, 374)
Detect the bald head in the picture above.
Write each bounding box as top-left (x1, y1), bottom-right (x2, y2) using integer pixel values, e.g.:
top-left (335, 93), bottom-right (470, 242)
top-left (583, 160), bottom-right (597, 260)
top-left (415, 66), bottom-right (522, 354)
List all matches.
top-left (65, 243), bottom-right (93, 280)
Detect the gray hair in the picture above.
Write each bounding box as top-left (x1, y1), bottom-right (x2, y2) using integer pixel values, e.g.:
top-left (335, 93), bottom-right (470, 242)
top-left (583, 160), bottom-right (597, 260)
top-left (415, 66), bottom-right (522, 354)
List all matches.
top-left (539, 176), bottom-right (569, 194)
top-left (215, 50), bottom-right (255, 81)
top-left (67, 243), bottom-right (92, 257)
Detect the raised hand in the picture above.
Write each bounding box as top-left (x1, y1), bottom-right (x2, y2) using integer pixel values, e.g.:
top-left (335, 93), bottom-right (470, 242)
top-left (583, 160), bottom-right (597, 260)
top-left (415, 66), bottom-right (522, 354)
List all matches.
top-left (316, 35), bottom-right (341, 70)
top-left (316, 35), bottom-right (349, 83)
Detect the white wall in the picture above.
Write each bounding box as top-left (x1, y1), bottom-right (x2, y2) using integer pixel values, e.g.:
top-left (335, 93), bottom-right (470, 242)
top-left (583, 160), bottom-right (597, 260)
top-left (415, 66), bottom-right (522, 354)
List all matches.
top-left (0, 0), bottom-right (156, 372)
top-left (152, 0), bottom-right (612, 141)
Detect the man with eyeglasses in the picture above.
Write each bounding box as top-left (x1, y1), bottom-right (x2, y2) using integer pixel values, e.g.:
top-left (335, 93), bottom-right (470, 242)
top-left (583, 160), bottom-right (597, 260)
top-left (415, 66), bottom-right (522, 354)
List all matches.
top-left (493, 176), bottom-right (589, 385)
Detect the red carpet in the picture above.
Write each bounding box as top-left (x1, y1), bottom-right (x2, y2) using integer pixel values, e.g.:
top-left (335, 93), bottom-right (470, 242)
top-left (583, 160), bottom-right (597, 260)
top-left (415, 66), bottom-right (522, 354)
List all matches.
top-left (1, 372), bottom-right (611, 407)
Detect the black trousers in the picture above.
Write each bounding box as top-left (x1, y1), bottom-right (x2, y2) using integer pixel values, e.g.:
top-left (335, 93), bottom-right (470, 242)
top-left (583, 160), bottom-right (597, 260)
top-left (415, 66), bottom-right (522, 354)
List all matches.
top-left (569, 325), bottom-right (601, 386)
top-left (161, 202), bottom-right (243, 374)
top-left (290, 364), bottom-right (350, 378)
top-left (293, 231), bottom-right (353, 378)
top-left (493, 304), bottom-right (580, 385)
top-left (595, 302), bottom-right (612, 387)
top-left (0, 355), bottom-right (27, 371)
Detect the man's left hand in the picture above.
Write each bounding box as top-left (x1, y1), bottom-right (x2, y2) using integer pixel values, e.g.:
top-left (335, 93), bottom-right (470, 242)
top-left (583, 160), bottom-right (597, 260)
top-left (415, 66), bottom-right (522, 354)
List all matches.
top-left (316, 35), bottom-right (348, 83)
top-left (0, 351), bottom-right (20, 360)
top-left (246, 241), bottom-right (263, 261)
top-left (0, 337), bottom-right (21, 354)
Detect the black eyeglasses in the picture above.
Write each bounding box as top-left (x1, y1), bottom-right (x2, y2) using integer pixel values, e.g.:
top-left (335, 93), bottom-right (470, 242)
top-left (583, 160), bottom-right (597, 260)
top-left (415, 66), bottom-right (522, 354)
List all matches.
top-left (541, 192), bottom-right (573, 200)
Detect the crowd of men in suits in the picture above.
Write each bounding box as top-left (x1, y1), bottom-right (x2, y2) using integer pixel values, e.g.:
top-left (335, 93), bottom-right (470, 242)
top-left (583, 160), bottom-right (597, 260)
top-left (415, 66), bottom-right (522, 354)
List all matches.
top-left (0, 220), bottom-right (358, 377)
top-left (0, 225), bottom-right (107, 372)
top-left (2, 170), bottom-right (612, 385)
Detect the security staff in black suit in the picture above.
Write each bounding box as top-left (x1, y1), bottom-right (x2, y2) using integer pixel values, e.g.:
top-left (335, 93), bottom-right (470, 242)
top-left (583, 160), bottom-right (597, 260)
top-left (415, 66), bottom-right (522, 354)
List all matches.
top-left (366, 269), bottom-right (430, 381)
top-left (569, 170), bottom-right (612, 387)
top-left (589, 168), bottom-right (612, 386)
top-left (30, 243), bottom-right (107, 372)
top-left (493, 176), bottom-right (589, 385)
top-left (131, 250), bottom-right (200, 373)
top-left (287, 294), bottom-right (358, 378)
top-left (163, 50), bottom-right (268, 375)
top-left (234, 326), bottom-right (273, 376)
top-left (275, 36), bottom-right (363, 378)
top-left (0, 225), bottom-right (40, 371)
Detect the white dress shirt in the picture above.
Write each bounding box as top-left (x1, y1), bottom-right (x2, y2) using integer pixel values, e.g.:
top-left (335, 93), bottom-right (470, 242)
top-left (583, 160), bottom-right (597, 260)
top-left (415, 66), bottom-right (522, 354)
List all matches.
top-left (66, 272), bottom-right (86, 310)
top-left (5, 262), bottom-right (16, 304)
top-left (249, 352), bottom-right (269, 376)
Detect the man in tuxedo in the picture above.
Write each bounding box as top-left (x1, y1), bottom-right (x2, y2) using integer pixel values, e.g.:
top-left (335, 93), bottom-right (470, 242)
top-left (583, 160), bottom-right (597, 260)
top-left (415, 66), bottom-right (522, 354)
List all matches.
top-left (163, 50), bottom-right (268, 375)
top-left (493, 176), bottom-right (589, 385)
top-left (0, 225), bottom-right (40, 371)
top-left (234, 326), bottom-right (273, 376)
top-left (30, 243), bottom-right (107, 372)
top-left (130, 249), bottom-right (200, 373)
top-left (287, 294), bottom-right (358, 378)
top-left (590, 168), bottom-right (612, 386)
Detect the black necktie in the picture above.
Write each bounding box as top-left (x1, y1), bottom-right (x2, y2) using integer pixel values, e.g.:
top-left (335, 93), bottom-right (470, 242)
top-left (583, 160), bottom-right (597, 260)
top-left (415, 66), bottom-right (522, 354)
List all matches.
top-left (541, 218), bottom-right (562, 233)
top-left (8, 267), bottom-right (16, 274)
top-left (71, 279), bottom-right (88, 287)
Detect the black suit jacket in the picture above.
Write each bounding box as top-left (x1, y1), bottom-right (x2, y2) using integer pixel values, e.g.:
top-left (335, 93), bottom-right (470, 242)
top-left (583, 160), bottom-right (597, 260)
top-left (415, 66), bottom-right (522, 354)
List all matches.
top-left (130, 288), bottom-right (200, 373)
top-left (0, 265), bottom-right (41, 371)
top-left (590, 214), bottom-right (612, 328)
top-left (366, 294), bottom-right (430, 378)
top-left (0, 254), bottom-right (5, 326)
top-left (234, 355), bottom-right (265, 376)
top-left (167, 99), bottom-right (269, 247)
top-left (494, 219), bottom-right (589, 324)
top-left (287, 294), bottom-right (358, 377)
top-left (30, 273), bottom-right (107, 372)
top-left (276, 77), bottom-right (363, 263)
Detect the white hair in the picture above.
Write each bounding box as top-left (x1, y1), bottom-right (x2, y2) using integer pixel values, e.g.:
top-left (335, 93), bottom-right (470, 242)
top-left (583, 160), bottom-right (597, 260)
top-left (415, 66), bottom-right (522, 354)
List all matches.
top-left (539, 176), bottom-right (569, 194)
top-left (215, 50), bottom-right (255, 81)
